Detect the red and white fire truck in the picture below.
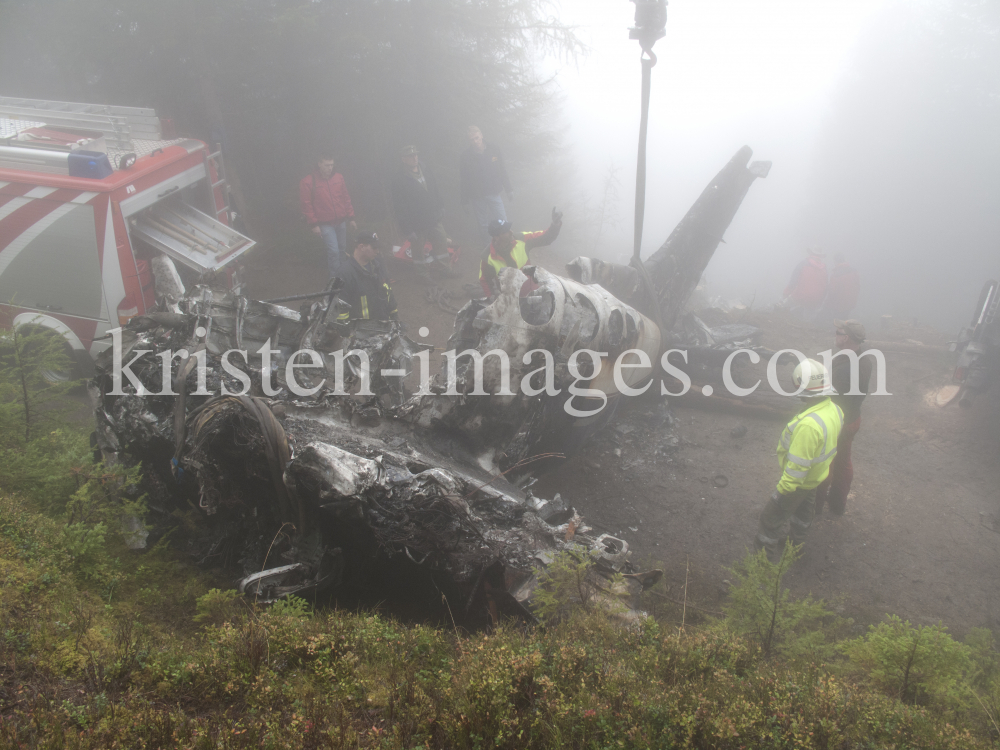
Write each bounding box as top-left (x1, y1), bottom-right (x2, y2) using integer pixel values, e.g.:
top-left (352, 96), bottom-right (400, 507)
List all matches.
top-left (0, 96), bottom-right (255, 375)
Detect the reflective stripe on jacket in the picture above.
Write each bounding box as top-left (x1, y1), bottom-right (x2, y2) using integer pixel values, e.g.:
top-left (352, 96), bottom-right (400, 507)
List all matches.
top-left (478, 232), bottom-right (544, 296)
top-left (776, 397), bottom-right (844, 494)
top-left (482, 240), bottom-right (529, 277)
top-left (337, 257), bottom-right (398, 321)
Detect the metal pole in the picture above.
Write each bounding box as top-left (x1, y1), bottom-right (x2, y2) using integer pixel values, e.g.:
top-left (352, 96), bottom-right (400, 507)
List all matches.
top-left (628, 0), bottom-right (668, 323)
top-left (632, 52), bottom-right (656, 264)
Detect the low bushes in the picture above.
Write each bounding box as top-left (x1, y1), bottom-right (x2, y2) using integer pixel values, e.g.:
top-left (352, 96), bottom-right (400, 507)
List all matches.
top-left (1, 496), bottom-right (997, 749)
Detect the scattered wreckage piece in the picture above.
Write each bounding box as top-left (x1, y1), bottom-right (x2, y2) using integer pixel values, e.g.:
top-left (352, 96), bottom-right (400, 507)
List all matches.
top-left (421, 264), bottom-right (661, 474)
top-left (409, 147), bottom-right (770, 471)
top-left (642, 146), bottom-right (771, 333)
top-left (91, 147), bottom-right (769, 621)
top-left (560, 147), bottom-right (769, 414)
top-left (91, 288), bottom-right (657, 623)
top-left (565, 257), bottom-right (640, 302)
top-left (564, 146), bottom-right (769, 340)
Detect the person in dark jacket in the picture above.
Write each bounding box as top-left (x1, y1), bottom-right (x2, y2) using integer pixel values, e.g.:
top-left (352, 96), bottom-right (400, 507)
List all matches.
top-left (391, 145), bottom-right (449, 275)
top-left (461, 126), bottom-right (513, 255)
top-left (300, 154), bottom-right (356, 278)
top-left (815, 319), bottom-right (872, 515)
top-left (337, 232), bottom-right (398, 322)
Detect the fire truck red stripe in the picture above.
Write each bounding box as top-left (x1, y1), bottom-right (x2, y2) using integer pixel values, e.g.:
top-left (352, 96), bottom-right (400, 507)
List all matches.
top-left (0, 183), bottom-right (33, 198)
top-left (0, 189), bottom-right (87, 256)
top-left (37, 187), bottom-right (84, 204)
top-left (0, 193), bottom-right (22, 211)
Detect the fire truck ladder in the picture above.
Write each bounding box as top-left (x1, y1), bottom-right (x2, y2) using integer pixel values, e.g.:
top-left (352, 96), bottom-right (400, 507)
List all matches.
top-left (206, 149), bottom-right (232, 223)
top-left (984, 282), bottom-right (999, 328)
top-left (0, 96), bottom-right (161, 150)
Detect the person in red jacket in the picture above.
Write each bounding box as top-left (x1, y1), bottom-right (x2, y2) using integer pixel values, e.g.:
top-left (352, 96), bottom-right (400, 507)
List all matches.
top-left (822, 253), bottom-right (861, 319)
top-left (783, 248), bottom-right (828, 320)
top-left (300, 154), bottom-right (357, 277)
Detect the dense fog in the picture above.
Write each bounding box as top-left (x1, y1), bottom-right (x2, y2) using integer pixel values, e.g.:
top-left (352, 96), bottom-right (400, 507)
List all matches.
top-left (1, 0), bottom-right (996, 329)
top-left (553, 0), bottom-right (1000, 330)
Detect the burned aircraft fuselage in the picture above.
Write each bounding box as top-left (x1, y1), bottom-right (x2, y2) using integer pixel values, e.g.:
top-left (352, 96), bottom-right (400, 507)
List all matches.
top-left (92, 147), bottom-right (768, 623)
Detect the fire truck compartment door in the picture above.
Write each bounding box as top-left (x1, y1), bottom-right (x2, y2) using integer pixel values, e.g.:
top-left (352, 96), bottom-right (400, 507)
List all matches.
top-left (131, 202), bottom-right (255, 273)
top-left (118, 163), bottom-right (206, 217)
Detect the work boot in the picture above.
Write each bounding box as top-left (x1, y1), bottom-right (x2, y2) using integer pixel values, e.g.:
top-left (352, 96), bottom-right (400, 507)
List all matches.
top-left (754, 535), bottom-right (782, 565)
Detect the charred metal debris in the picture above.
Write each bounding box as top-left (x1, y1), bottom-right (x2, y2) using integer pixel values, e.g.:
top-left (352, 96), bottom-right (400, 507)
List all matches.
top-left (91, 147), bottom-right (769, 624)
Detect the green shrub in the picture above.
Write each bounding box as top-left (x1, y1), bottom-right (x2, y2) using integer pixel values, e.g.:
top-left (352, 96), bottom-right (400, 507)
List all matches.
top-left (269, 595), bottom-right (311, 619)
top-left (721, 540), bottom-right (845, 660)
top-left (193, 588), bottom-right (241, 626)
top-left (0, 321), bottom-right (81, 442)
top-left (0, 428), bottom-right (91, 508)
top-left (61, 522), bottom-right (107, 572)
top-left (843, 615), bottom-right (972, 706)
top-left (532, 546), bottom-right (627, 623)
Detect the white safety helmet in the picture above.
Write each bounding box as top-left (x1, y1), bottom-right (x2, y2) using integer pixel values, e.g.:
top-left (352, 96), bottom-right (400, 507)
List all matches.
top-left (792, 358), bottom-right (834, 397)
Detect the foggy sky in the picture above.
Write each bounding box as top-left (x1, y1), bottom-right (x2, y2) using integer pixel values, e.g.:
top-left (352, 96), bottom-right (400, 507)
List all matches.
top-left (549, 0), bottom-right (998, 330)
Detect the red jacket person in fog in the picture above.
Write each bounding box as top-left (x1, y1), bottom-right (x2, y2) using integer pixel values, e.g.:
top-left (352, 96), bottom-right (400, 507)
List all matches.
top-left (783, 248), bottom-right (828, 320)
top-left (822, 253), bottom-right (861, 320)
top-left (300, 154), bottom-right (357, 278)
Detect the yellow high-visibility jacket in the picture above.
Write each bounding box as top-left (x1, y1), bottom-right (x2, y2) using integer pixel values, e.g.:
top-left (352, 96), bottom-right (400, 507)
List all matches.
top-left (776, 397), bottom-right (844, 494)
top-left (478, 230), bottom-right (547, 296)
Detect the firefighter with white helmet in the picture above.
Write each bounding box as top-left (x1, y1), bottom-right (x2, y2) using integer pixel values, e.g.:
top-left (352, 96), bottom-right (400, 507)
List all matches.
top-left (755, 358), bottom-right (845, 560)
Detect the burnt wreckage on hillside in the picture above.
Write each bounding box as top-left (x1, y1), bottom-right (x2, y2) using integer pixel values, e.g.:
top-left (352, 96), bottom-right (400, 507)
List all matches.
top-left (92, 147), bottom-right (770, 624)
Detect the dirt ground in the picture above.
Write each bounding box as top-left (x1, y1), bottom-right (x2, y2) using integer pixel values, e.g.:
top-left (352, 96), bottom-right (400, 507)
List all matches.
top-left (244, 237), bottom-right (1000, 638)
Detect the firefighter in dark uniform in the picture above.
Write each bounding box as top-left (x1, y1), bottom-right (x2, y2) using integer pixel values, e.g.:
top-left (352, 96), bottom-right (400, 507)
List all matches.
top-left (337, 231), bottom-right (398, 322)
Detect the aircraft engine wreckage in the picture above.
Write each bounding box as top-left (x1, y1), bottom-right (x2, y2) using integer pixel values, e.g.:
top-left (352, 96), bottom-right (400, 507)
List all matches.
top-left (91, 147), bottom-right (769, 624)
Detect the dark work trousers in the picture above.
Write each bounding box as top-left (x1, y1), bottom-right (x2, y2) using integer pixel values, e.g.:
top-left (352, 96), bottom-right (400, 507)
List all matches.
top-left (756, 487), bottom-right (818, 554)
top-left (815, 417), bottom-right (861, 515)
top-left (411, 222), bottom-right (448, 263)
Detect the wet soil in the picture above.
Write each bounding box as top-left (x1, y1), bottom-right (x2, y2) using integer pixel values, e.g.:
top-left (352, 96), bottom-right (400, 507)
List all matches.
top-left (245, 239), bottom-right (1000, 637)
top-left (537, 313), bottom-right (1000, 636)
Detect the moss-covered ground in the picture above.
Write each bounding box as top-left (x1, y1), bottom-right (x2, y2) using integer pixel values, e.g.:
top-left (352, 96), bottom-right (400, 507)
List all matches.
top-left (2, 446), bottom-right (1000, 749)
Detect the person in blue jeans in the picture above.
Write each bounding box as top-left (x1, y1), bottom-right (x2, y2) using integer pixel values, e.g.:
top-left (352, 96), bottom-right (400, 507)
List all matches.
top-left (460, 126), bottom-right (513, 257)
top-left (300, 154), bottom-right (357, 277)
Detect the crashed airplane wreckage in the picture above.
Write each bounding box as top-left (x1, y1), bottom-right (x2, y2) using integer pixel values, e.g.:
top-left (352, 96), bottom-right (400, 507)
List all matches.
top-left (92, 147), bottom-right (769, 624)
